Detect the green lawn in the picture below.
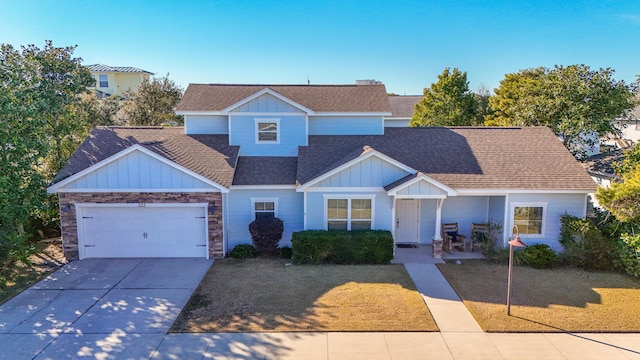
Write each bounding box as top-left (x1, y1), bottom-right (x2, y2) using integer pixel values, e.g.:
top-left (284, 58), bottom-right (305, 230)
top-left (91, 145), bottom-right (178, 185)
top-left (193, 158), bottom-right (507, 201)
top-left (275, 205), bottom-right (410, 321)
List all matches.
top-left (438, 260), bottom-right (640, 332)
top-left (172, 257), bottom-right (438, 332)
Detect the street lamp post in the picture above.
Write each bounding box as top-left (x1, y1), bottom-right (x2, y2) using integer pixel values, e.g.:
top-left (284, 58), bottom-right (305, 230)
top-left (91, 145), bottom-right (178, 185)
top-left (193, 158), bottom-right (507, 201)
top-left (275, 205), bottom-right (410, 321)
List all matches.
top-left (507, 225), bottom-right (526, 316)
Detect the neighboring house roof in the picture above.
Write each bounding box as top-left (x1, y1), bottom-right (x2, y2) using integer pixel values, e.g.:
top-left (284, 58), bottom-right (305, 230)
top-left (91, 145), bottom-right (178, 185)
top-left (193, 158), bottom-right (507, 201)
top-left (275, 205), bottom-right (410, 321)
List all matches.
top-left (582, 149), bottom-right (626, 180)
top-left (232, 157), bottom-right (298, 186)
top-left (86, 64), bottom-right (154, 75)
top-left (630, 105), bottom-right (640, 119)
top-left (53, 127), bottom-right (239, 188)
top-left (388, 95), bottom-right (422, 118)
top-left (175, 84), bottom-right (391, 113)
top-left (297, 127), bottom-right (596, 191)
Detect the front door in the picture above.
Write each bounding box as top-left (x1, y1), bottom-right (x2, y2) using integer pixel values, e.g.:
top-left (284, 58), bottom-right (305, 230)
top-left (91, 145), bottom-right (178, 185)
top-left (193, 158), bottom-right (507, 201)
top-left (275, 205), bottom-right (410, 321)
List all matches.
top-left (396, 199), bottom-right (419, 243)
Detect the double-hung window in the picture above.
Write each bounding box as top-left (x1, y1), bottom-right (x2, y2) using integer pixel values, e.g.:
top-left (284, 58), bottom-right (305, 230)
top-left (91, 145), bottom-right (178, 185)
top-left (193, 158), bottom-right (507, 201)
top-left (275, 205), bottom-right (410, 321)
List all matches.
top-left (99, 74), bottom-right (108, 88)
top-left (252, 198), bottom-right (277, 220)
top-left (256, 118), bottom-right (279, 143)
top-left (326, 196), bottom-right (373, 231)
top-left (512, 202), bottom-right (546, 235)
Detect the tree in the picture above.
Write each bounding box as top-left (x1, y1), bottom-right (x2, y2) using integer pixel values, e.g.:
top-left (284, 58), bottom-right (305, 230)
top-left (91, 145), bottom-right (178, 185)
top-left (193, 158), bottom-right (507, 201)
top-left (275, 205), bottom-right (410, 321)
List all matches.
top-left (473, 84), bottom-right (492, 125)
top-left (77, 92), bottom-right (123, 127)
top-left (488, 65), bottom-right (634, 158)
top-left (0, 42), bottom-right (93, 275)
top-left (121, 74), bottom-right (183, 126)
top-left (410, 68), bottom-right (477, 127)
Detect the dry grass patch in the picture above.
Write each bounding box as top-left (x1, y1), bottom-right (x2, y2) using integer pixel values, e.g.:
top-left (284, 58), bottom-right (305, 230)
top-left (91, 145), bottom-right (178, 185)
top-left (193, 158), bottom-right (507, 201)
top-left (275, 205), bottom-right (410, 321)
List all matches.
top-left (1, 238), bottom-right (67, 305)
top-left (438, 260), bottom-right (640, 332)
top-left (172, 257), bottom-right (437, 332)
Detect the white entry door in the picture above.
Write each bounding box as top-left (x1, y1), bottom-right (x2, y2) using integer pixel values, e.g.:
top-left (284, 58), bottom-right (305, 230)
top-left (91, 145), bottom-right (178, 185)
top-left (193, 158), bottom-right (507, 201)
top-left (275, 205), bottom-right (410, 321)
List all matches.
top-left (396, 199), bottom-right (419, 243)
top-left (78, 204), bottom-right (208, 259)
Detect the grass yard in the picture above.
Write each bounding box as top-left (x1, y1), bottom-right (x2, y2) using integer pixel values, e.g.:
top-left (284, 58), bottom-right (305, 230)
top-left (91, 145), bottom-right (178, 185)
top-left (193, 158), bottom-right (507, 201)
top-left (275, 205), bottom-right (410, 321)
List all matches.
top-left (0, 238), bottom-right (68, 305)
top-left (171, 257), bottom-right (437, 333)
top-left (438, 260), bottom-right (640, 332)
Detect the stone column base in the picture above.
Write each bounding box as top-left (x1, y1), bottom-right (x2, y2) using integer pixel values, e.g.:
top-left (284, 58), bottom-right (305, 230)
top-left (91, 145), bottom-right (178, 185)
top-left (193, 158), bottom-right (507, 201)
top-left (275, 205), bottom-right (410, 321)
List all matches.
top-left (432, 239), bottom-right (443, 259)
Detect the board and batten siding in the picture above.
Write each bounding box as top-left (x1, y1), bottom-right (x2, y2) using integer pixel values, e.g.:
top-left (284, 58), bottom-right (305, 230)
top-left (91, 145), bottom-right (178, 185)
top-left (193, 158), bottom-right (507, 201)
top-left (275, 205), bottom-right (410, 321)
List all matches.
top-left (61, 150), bottom-right (217, 190)
top-left (234, 94), bottom-right (302, 113)
top-left (308, 116), bottom-right (384, 135)
top-left (305, 190), bottom-right (393, 231)
top-left (226, 189), bottom-right (303, 250)
top-left (506, 193), bottom-right (588, 251)
top-left (313, 156), bottom-right (410, 188)
top-left (395, 180), bottom-right (448, 197)
top-left (184, 115), bottom-right (229, 134)
top-left (418, 199), bottom-right (437, 244)
top-left (229, 114), bottom-right (307, 156)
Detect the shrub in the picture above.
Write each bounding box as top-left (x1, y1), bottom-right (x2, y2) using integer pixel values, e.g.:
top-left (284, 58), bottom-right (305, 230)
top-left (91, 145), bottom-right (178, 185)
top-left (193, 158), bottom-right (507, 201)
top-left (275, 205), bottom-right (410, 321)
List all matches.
top-left (473, 220), bottom-right (503, 257)
top-left (277, 246), bottom-right (293, 259)
top-left (559, 213), bottom-right (616, 270)
top-left (614, 233), bottom-right (640, 278)
top-left (248, 217), bottom-right (284, 255)
top-left (520, 244), bottom-right (557, 269)
top-left (229, 244), bottom-right (256, 259)
top-left (291, 230), bottom-right (393, 265)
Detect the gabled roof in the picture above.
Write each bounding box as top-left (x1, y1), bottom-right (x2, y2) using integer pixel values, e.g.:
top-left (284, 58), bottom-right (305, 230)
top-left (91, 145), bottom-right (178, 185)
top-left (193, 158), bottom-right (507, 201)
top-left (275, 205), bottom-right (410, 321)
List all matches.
top-left (232, 157), bottom-right (298, 186)
top-left (52, 127), bottom-right (239, 188)
top-left (297, 127), bottom-right (597, 191)
top-left (86, 64), bottom-right (154, 75)
top-left (388, 95), bottom-right (422, 118)
top-left (175, 84), bottom-right (391, 113)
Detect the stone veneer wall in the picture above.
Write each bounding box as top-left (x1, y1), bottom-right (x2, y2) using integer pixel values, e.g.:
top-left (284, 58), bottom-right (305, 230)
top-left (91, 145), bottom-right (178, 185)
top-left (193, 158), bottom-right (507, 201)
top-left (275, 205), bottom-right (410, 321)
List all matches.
top-left (58, 192), bottom-right (223, 260)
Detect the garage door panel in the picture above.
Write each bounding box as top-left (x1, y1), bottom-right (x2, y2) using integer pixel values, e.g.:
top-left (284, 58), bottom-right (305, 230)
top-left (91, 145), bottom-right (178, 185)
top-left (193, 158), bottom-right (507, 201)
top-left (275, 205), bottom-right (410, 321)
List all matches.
top-left (79, 205), bottom-right (208, 259)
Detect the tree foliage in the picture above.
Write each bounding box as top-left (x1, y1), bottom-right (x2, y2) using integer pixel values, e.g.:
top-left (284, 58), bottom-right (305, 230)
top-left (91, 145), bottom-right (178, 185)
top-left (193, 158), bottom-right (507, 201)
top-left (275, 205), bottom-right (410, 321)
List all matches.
top-left (597, 166), bottom-right (640, 223)
top-left (410, 68), bottom-right (477, 127)
top-left (121, 74), bottom-right (183, 126)
top-left (488, 65), bottom-right (634, 158)
top-left (0, 41), bottom-right (93, 274)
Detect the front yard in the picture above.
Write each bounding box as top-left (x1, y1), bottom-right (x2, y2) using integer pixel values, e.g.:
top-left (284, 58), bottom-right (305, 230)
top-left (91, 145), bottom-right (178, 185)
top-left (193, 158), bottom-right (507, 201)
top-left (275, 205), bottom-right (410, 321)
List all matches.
top-left (438, 260), bottom-right (640, 332)
top-left (0, 238), bottom-right (68, 305)
top-left (171, 257), bottom-right (438, 332)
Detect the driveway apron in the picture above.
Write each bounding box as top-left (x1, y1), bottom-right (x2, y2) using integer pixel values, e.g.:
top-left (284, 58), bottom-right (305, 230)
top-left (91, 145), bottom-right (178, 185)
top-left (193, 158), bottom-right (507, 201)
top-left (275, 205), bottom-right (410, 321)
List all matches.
top-left (0, 258), bottom-right (212, 359)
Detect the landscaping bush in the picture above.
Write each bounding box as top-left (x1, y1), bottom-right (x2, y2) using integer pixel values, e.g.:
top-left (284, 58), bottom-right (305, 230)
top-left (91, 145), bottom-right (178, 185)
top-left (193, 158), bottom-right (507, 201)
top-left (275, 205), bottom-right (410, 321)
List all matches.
top-left (248, 217), bottom-right (284, 255)
top-left (277, 246), bottom-right (293, 259)
top-left (291, 230), bottom-right (393, 265)
top-left (229, 244), bottom-right (257, 259)
top-left (473, 220), bottom-right (503, 257)
top-left (520, 244), bottom-right (557, 269)
top-left (559, 213), bottom-right (616, 270)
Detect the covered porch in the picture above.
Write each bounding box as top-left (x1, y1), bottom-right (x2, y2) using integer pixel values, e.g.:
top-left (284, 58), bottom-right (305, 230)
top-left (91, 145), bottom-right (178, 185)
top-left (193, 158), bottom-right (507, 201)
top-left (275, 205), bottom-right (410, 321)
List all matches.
top-left (387, 174), bottom-right (506, 258)
top-left (391, 244), bottom-right (485, 264)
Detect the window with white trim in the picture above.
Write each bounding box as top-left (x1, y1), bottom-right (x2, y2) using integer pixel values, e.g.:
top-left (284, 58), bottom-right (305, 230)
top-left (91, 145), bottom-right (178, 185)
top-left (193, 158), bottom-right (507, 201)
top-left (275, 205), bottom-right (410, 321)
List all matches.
top-left (326, 196), bottom-right (373, 231)
top-left (99, 74), bottom-right (108, 88)
top-left (252, 198), bottom-right (278, 220)
top-left (512, 203), bottom-right (546, 235)
top-left (255, 118), bottom-right (279, 143)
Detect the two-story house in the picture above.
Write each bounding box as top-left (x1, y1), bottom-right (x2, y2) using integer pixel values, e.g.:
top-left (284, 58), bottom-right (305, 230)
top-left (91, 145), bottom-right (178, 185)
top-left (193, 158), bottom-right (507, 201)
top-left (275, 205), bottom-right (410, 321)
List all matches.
top-left (48, 82), bottom-right (596, 260)
top-left (87, 64), bottom-right (154, 98)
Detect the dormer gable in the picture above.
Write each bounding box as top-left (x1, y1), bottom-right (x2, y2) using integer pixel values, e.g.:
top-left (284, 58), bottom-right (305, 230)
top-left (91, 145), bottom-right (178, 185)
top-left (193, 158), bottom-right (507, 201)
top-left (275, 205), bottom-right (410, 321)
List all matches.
top-left (225, 89), bottom-right (312, 114)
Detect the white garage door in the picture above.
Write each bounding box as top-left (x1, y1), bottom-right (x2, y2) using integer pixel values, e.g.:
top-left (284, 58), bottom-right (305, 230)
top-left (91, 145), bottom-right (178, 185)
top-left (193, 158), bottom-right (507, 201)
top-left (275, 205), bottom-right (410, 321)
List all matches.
top-left (78, 205), bottom-right (208, 259)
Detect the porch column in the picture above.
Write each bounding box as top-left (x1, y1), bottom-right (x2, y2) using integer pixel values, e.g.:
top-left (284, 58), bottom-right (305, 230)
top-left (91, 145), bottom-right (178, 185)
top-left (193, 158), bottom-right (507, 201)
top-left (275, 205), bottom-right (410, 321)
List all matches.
top-left (391, 196), bottom-right (397, 256)
top-left (433, 198), bottom-right (444, 258)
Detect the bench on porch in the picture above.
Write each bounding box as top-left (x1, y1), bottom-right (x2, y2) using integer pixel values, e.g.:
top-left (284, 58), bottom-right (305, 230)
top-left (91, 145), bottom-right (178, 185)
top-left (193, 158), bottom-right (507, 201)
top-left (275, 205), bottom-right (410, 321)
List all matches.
top-left (470, 223), bottom-right (490, 252)
top-left (442, 222), bottom-right (467, 252)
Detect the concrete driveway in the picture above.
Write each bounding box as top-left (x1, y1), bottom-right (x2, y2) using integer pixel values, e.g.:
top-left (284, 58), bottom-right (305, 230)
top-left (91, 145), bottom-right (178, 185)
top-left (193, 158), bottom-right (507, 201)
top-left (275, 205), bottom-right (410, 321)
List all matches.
top-left (0, 258), bottom-right (212, 359)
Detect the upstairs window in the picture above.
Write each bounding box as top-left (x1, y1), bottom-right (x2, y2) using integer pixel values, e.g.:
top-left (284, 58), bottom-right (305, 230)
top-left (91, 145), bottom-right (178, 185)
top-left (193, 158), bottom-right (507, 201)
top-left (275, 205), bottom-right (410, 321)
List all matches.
top-left (252, 198), bottom-right (277, 220)
top-left (99, 74), bottom-right (108, 88)
top-left (256, 118), bottom-right (279, 143)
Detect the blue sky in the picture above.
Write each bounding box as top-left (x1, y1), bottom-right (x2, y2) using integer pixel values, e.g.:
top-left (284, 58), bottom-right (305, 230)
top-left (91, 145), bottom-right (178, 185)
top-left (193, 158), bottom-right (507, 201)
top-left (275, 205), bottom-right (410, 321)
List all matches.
top-left (1, 0), bottom-right (639, 95)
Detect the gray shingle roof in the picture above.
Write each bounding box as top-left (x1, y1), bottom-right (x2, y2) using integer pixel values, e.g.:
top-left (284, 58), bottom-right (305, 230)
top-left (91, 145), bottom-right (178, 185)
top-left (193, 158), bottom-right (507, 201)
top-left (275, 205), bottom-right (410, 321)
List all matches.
top-left (176, 84), bottom-right (392, 113)
top-left (297, 127), bottom-right (596, 191)
top-left (86, 64), bottom-right (154, 75)
top-left (232, 157), bottom-right (298, 185)
top-left (388, 95), bottom-right (422, 118)
top-left (53, 127), bottom-right (239, 188)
